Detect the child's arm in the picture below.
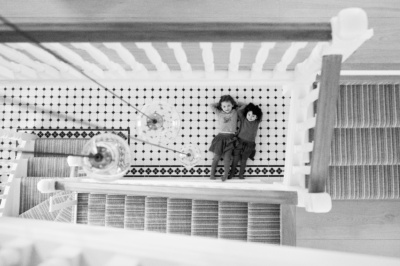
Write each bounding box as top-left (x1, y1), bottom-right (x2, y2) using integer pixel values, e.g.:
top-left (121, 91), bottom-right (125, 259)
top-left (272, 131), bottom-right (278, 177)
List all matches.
top-left (209, 103), bottom-right (220, 113)
top-left (237, 103), bottom-right (246, 118)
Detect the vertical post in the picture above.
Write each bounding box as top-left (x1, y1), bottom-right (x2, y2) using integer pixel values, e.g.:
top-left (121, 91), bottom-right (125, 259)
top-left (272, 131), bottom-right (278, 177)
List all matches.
top-left (308, 55), bottom-right (342, 193)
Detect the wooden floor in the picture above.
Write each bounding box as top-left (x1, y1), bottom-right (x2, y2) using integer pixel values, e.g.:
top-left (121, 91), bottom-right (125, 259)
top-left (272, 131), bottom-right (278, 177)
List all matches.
top-left (296, 200), bottom-right (400, 259)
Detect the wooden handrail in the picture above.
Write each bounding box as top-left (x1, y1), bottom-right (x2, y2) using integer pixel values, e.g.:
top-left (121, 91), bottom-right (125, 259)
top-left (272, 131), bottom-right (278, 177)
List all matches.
top-left (54, 179), bottom-right (298, 205)
top-left (308, 55), bottom-right (342, 193)
top-left (0, 22), bottom-right (331, 42)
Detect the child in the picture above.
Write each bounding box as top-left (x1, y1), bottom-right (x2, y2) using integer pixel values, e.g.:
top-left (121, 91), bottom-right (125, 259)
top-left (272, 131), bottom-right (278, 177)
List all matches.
top-left (229, 103), bottom-right (263, 179)
top-left (209, 95), bottom-right (241, 181)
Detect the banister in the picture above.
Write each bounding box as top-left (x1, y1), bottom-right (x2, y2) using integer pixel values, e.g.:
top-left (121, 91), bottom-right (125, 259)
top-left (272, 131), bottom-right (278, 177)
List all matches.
top-left (308, 55), bottom-right (342, 193)
top-left (49, 179), bottom-right (298, 205)
top-left (0, 22), bottom-right (332, 43)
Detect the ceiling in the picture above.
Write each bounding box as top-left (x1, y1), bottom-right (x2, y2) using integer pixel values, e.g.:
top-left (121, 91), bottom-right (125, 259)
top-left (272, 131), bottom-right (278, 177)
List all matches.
top-left (1, 0), bottom-right (399, 72)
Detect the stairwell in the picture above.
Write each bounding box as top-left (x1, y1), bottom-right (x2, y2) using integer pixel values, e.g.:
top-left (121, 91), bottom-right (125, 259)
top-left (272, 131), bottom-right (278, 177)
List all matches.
top-left (15, 82), bottom-right (400, 246)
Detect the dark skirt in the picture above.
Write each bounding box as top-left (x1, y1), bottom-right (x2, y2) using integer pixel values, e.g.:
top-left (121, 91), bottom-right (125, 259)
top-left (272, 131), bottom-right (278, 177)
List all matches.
top-left (233, 138), bottom-right (256, 160)
top-left (208, 133), bottom-right (236, 156)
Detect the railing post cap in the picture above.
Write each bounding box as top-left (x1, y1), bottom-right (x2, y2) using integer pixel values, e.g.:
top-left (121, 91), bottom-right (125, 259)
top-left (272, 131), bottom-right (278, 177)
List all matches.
top-left (332, 8), bottom-right (368, 40)
top-left (305, 192), bottom-right (332, 213)
top-left (67, 156), bottom-right (83, 167)
top-left (37, 179), bottom-right (56, 193)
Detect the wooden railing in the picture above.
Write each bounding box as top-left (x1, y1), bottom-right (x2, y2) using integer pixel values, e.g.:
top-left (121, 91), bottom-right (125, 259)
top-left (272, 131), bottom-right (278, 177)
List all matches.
top-left (1, 217), bottom-right (399, 266)
top-left (40, 178), bottom-right (298, 205)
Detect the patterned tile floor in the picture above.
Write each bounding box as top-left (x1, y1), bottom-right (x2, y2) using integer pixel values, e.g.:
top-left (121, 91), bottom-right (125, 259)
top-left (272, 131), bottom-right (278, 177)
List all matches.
top-left (1, 84), bottom-right (289, 178)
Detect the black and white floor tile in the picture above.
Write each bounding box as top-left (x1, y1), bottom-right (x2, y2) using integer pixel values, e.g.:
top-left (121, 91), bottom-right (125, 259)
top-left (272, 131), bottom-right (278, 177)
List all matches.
top-left (1, 85), bottom-right (289, 178)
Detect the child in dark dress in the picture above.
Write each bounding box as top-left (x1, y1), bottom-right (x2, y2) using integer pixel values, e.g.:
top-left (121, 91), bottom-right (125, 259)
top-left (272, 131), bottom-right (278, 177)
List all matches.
top-left (229, 103), bottom-right (263, 179)
top-left (209, 95), bottom-right (242, 181)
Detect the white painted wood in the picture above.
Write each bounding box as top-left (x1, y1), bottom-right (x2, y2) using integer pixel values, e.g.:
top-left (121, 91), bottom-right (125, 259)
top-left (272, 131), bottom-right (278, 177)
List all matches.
top-left (0, 44), bottom-right (59, 78)
top-left (296, 117), bottom-right (317, 132)
top-left (252, 42), bottom-right (276, 73)
top-left (103, 43), bottom-right (147, 73)
top-left (43, 43), bottom-right (105, 78)
top-left (0, 238), bottom-right (33, 266)
top-left (274, 42), bottom-right (308, 75)
top-left (0, 55), bottom-right (37, 79)
top-left (8, 43), bottom-right (82, 78)
top-left (167, 42), bottom-right (192, 73)
top-left (0, 64), bottom-right (14, 79)
top-left (199, 42), bottom-right (214, 74)
top-left (71, 43), bottom-right (126, 77)
top-left (228, 42), bottom-right (244, 73)
top-left (105, 256), bottom-right (140, 266)
top-left (49, 198), bottom-right (77, 213)
top-left (136, 42), bottom-right (169, 74)
top-left (1, 217), bottom-right (400, 266)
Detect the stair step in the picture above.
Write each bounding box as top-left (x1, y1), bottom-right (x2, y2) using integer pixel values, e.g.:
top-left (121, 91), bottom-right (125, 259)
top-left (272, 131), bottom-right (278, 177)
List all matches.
top-left (330, 128), bottom-right (400, 165)
top-left (247, 203), bottom-right (280, 243)
top-left (20, 176), bottom-right (60, 214)
top-left (76, 193), bottom-right (89, 224)
top-left (34, 138), bottom-right (88, 157)
top-left (335, 84), bottom-right (400, 128)
top-left (218, 202), bottom-right (248, 241)
top-left (124, 196), bottom-right (145, 230)
top-left (166, 198), bottom-right (192, 235)
top-left (88, 194), bottom-right (106, 226)
top-left (328, 165), bottom-right (400, 200)
top-left (144, 197), bottom-right (168, 233)
top-left (191, 200), bottom-right (219, 238)
top-left (27, 157), bottom-right (70, 177)
top-left (105, 195), bottom-right (125, 228)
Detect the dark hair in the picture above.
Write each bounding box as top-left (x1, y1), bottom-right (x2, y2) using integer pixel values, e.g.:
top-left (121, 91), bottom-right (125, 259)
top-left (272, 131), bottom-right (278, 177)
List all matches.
top-left (244, 103), bottom-right (263, 121)
top-left (216, 95), bottom-right (238, 111)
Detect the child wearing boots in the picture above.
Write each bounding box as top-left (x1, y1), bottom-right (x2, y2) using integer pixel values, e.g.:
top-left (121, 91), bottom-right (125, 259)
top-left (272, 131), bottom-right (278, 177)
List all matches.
top-left (229, 103), bottom-right (263, 179)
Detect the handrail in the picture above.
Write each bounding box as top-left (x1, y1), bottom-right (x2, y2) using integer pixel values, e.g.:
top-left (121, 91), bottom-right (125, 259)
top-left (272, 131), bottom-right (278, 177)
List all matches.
top-left (308, 55), bottom-right (342, 193)
top-left (43, 179), bottom-right (299, 205)
top-left (0, 22), bottom-right (332, 42)
top-left (2, 217), bottom-right (399, 266)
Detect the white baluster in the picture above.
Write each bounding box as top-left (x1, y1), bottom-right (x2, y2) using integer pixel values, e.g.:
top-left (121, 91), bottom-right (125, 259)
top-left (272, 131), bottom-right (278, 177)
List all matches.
top-left (8, 43), bottom-right (82, 78)
top-left (296, 116), bottom-right (317, 132)
top-left (199, 42), bottom-right (214, 77)
top-left (104, 43), bottom-right (147, 74)
top-left (0, 44), bottom-right (59, 78)
top-left (228, 42), bottom-right (244, 74)
top-left (71, 43), bottom-right (126, 78)
top-left (0, 64), bottom-right (14, 79)
top-left (252, 42), bottom-right (276, 73)
top-left (0, 55), bottom-right (37, 79)
top-left (136, 42), bottom-right (169, 76)
top-left (167, 42), bottom-right (192, 75)
top-left (273, 42), bottom-right (307, 76)
top-left (43, 43), bottom-right (104, 78)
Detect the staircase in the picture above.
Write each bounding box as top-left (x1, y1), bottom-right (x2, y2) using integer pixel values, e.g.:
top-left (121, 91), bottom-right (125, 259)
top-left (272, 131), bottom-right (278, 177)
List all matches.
top-left (14, 82), bottom-right (400, 247)
top-left (75, 193), bottom-right (281, 243)
top-left (328, 83), bottom-right (400, 199)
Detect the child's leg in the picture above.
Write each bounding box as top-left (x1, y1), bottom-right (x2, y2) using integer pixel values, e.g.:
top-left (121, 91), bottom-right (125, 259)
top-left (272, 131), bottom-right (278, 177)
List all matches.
top-left (210, 153), bottom-right (222, 180)
top-left (222, 151), bottom-right (232, 181)
top-left (229, 154), bottom-right (240, 179)
top-left (238, 154), bottom-right (250, 179)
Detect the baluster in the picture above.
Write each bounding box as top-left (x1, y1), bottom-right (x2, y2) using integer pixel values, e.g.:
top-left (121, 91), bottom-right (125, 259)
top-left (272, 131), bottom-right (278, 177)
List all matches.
top-left (167, 42), bottom-right (192, 76)
top-left (252, 42), bottom-right (276, 73)
top-left (136, 42), bottom-right (169, 76)
top-left (0, 44), bottom-right (59, 78)
top-left (228, 42), bottom-right (244, 75)
top-left (8, 43), bottom-right (81, 78)
top-left (43, 43), bottom-right (104, 78)
top-left (199, 42), bottom-right (214, 77)
top-left (273, 42), bottom-right (307, 76)
top-left (71, 43), bottom-right (126, 78)
top-left (104, 43), bottom-right (147, 74)
top-left (0, 64), bottom-right (14, 79)
top-left (0, 55), bottom-right (37, 79)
